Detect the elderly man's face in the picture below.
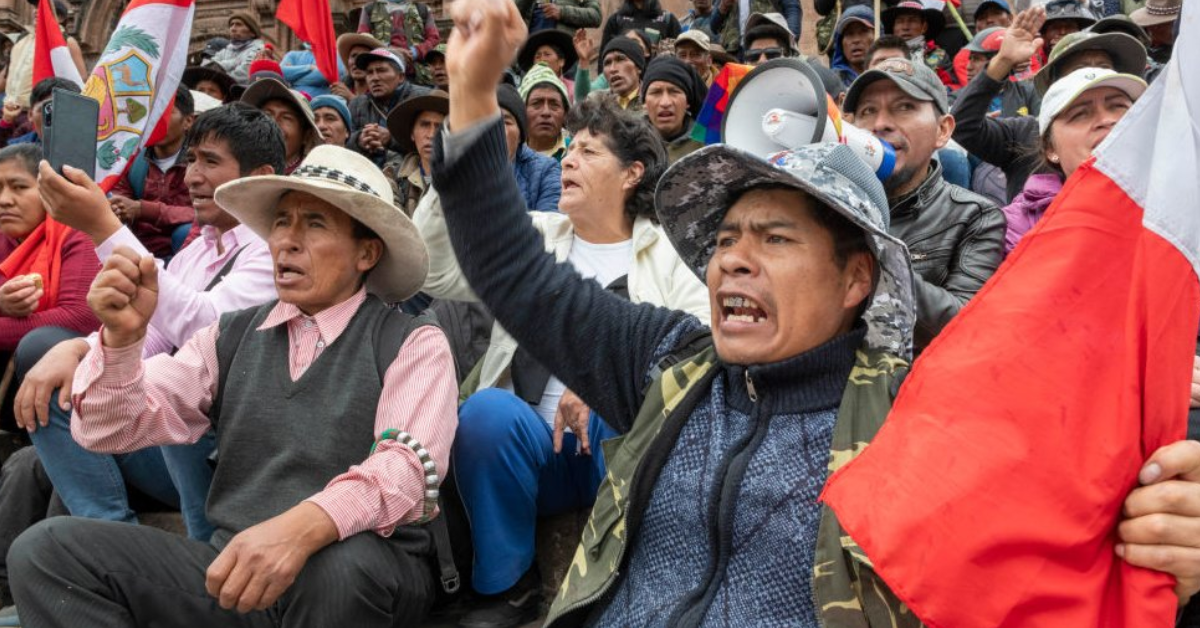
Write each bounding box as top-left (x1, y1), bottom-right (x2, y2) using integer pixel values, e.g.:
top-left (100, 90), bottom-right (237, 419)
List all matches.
top-left (365, 60), bottom-right (403, 98)
top-left (852, 79), bottom-right (953, 198)
top-left (707, 188), bottom-right (874, 365)
top-left (675, 41), bottom-right (712, 78)
top-left (269, 192), bottom-right (383, 316)
top-left (314, 108), bottom-right (349, 146)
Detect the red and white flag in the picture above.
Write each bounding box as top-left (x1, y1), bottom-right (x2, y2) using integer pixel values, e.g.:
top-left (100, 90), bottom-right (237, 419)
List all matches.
top-left (822, 4), bottom-right (1198, 628)
top-left (277, 0), bottom-right (340, 85)
top-left (32, 0), bottom-right (82, 87)
top-left (82, 0), bottom-right (195, 192)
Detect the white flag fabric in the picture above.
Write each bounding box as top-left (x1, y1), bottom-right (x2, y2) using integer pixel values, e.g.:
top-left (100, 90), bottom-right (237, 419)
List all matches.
top-left (82, 0), bottom-right (195, 192)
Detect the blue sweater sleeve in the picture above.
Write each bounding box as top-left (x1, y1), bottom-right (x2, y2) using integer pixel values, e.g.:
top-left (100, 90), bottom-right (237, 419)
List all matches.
top-left (432, 119), bottom-right (690, 430)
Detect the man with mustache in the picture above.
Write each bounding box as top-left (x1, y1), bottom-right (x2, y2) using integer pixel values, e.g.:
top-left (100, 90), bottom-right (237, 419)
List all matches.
top-left (845, 57), bottom-right (1006, 351)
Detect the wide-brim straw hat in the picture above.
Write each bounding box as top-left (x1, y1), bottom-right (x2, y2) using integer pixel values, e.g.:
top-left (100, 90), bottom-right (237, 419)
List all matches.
top-left (386, 90), bottom-right (450, 155)
top-left (214, 145), bottom-right (429, 302)
top-left (517, 29), bottom-right (578, 73)
top-left (240, 77), bottom-right (323, 143)
top-left (337, 33), bottom-right (385, 70)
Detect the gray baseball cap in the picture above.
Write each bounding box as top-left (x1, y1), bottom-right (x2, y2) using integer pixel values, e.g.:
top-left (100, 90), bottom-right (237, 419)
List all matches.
top-left (656, 143), bottom-right (916, 360)
top-left (844, 57), bottom-right (949, 115)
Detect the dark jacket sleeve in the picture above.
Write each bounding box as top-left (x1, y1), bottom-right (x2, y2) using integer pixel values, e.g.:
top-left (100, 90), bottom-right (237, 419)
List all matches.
top-left (431, 118), bottom-right (688, 429)
top-left (950, 72), bottom-right (1039, 199)
top-left (912, 198), bottom-right (1006, 349)
top-left (560, 0), bottom-right (602, 29)
top-left (780, 0), bottom-right (801, 38)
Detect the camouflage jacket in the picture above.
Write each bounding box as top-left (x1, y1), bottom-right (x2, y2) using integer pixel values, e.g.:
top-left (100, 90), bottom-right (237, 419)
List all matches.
top-left (544, 340), bottom-right (924, 628)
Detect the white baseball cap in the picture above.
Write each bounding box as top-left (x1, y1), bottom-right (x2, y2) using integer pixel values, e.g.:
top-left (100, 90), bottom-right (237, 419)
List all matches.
top-left (1038, 67), bottom-right (1147, 134)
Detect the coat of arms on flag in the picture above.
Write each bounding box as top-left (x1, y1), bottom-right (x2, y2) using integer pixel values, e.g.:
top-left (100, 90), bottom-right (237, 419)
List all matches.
top-left (84, 0), bottom-right (195, 192)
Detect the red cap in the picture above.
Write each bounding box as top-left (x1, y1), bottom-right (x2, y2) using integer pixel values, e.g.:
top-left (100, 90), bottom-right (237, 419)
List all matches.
top-left (249, 59), bottom-right (283, 76)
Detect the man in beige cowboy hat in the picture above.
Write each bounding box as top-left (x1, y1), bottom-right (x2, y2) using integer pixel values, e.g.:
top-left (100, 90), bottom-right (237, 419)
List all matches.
top-left (1130, 0), bottom-right (1180, 68)
top-left (6, 145), bottom-right (459, 628)
top-left (240, 78), bottom-right (323, 173)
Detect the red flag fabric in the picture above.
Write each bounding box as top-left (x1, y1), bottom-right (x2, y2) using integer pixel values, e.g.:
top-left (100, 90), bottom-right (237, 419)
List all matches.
top-left (32, 0), bottom-right (82, 87)
top-left (277, 0), bottom-right (340, 85)
top-left (821, 7), bottom-right (1200, 626)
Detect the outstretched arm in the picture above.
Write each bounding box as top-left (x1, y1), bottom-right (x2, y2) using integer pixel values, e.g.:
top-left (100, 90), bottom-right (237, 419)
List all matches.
top-left (434, 0), bottom-right (691, 427)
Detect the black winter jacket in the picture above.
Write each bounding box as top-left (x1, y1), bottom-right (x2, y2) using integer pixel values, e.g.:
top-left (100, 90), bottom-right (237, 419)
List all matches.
top-left (889, 161), bottom-right (1007, 351)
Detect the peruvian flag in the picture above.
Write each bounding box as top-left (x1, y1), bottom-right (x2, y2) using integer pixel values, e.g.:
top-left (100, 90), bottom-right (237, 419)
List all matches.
top-left (83, 0), bottom-right (194, 191)
top-left (32, 0), bottom-right (82, 87)
top-left (277, 0), bottom-right (339, 85)
top-left (821, 3), bottom-right (1199, 627)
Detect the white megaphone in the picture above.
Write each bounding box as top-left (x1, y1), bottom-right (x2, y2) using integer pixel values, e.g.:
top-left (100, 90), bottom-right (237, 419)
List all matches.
top-left (721, 59), bottom-right (896, 181)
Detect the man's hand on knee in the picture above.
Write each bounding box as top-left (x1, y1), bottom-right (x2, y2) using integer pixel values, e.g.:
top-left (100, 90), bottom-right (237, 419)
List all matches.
top-left (205, 502), bottom-right (339, 613)
top-left (14, 338), bottom-right (89, 432)
top-left (1118, 440), bottom-right (1200, 606)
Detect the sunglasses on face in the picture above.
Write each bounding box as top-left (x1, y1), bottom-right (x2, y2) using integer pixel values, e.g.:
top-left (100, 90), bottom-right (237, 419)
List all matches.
top-left (745, 47), bottom-right (784, 61)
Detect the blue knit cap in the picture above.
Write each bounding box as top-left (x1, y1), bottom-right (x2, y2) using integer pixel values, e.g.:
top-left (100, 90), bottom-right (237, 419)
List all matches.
top-left (309, 95), bottom-right (354, 135)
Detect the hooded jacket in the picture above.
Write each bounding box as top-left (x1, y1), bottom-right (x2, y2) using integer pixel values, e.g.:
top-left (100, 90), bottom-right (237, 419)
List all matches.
top-left (1001, 173), bottom-right (1063, 254)
top-left (831, 6), bottom-right (876, 88)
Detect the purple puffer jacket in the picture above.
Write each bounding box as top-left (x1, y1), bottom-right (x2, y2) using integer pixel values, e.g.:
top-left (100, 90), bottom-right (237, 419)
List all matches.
top-left (1001, 173), bottom-right (1064, 254)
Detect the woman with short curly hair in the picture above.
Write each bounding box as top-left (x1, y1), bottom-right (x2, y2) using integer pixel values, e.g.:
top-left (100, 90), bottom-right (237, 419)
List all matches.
top-left (411, 91), bottom-right (708, 628)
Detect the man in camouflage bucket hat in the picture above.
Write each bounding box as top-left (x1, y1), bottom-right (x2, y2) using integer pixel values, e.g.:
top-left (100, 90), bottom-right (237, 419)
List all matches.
top-left (429, 0), bottom-right (924, 622)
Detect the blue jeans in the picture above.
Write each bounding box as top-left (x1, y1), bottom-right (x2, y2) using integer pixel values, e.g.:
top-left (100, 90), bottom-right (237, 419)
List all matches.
top-left (18, 328), bottom-right (216, 541)
top-left (454, 388), bottom-right (618, 595)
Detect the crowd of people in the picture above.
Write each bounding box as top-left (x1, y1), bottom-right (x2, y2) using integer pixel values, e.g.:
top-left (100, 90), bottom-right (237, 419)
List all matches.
top-left (0, 0), bottom-right (1190, 626)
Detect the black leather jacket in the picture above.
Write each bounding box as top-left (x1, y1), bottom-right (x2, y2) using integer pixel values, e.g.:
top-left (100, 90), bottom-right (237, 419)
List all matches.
top-left (889, 161), bottom-right (1007, 351)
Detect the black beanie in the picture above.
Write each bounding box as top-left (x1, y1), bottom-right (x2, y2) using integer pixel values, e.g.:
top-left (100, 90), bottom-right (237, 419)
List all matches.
top-left (496, 83), bottom-right (528, 146)
top-left (601, 37), bottom-right (647, 74)
top-left (640, 56), bottom-right (706, 118)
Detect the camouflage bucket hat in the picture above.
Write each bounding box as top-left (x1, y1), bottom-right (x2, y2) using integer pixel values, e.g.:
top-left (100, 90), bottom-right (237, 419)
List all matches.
top-left (656, 143), bottom-right (916, 359)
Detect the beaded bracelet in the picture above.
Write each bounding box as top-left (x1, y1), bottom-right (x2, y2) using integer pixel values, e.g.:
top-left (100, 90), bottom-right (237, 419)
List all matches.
top-left (371, 428), bottom-right (439, 524)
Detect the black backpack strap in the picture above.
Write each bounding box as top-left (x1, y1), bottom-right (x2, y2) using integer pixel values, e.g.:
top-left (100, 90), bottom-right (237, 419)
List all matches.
top-left (202, 246), bottom-right (247, 292)
top-left (642, 328), bottom-right (715, 396)
top-left (371, 303), bottom-right (460, 595)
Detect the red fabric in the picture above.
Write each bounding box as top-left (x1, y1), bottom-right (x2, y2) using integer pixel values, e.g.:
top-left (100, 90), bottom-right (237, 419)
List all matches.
top-left (0, 229), bottom-right (100, 350)
top-left (821, 157), bottom-right (1194, 628)
top-left (32, 0), bottom-right (67, 86)
top-left (110, 154), bottom-right (193, 258)
top-left (0, 217), bottom-right (73, 310)
top-left (277, 0), bottom-right (340, 85)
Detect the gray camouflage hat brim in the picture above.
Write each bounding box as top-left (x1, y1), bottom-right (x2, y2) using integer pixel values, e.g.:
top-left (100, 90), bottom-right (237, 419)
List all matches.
top-left (655, 143), bottom-right (916, 359)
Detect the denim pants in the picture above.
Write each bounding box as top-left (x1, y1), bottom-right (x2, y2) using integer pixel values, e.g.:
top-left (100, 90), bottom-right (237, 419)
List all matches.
top-left (19, 327), bottom-right (216, 541)
top-left (454, 388), bottom-right (619, 595)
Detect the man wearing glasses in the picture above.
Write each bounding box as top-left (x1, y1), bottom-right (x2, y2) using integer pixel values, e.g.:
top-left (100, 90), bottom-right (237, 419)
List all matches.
top-left (740, 12), bottom-right (796, 66)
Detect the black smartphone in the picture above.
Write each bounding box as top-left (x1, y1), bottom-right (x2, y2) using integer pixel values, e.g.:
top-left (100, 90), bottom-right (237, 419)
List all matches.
top-left (43, 88), bottom-right (98, 179)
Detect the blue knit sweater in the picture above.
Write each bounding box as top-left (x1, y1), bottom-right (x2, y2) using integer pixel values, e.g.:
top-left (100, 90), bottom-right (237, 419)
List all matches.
top-left (433, 118), bottom-right (860, 627)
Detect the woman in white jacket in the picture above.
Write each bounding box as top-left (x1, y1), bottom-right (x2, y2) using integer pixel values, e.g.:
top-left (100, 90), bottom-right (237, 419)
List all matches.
top-left (413, 94), bottom-right (707, 628)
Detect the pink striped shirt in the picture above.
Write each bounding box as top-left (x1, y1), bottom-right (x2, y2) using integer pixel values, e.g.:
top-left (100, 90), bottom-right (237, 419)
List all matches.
top-left (71, 289), bottom-right (459, 540)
